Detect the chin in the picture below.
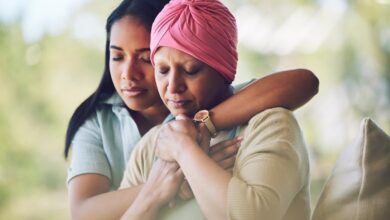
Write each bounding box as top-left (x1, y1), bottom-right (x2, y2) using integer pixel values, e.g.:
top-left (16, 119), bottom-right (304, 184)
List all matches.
top-left (170, 108), bottom-right (197, 118)
top-left (124, 102), bottom-right (150, 111)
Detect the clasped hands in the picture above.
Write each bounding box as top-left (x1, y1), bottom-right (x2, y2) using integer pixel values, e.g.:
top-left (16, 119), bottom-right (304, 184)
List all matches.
top-left (145, 114), bottom-right (241, 207)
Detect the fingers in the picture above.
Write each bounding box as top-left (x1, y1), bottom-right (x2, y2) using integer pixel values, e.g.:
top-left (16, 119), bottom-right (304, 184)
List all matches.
top-left (175, 167), bottom-right (184, 179)
top-left (175, 114), bottom-right (189, 120)
top-left (168, 199), bottom-right (176, 208)
top-left (210, 137), bottom-right (242, 162)
top-left (197, 123), bottom-right (211, 140)
top-left (210, 136), bottom-right (242, 154)
top-left (178, 180), bottom-right (193, 201)
top-left (217, 156), bottom-right (236, 170)
top-left (197, 123), bottom-right (211, 152)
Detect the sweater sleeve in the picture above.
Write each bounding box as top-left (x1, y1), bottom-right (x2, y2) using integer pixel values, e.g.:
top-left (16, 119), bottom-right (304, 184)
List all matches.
top-left (227, 108), bottom-right (309, 220)
top-left (119, 125), bottom-right (162, 188)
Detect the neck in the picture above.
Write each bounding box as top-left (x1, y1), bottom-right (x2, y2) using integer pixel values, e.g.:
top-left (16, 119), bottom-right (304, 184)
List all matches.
top-left (131, 103), bottom-right (170, 135)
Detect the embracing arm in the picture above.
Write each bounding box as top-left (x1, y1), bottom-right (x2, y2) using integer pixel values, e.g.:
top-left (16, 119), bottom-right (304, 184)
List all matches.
top-left (210, 68), bottom-right (319, 131)
top-left (67, 112), bottom-right (145, 220)
top-left (68, 175), bottom-right (143, 220)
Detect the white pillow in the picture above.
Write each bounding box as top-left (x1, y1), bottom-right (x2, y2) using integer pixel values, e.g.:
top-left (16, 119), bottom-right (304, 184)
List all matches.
top-left (312, 118), bottom-right (390, 220)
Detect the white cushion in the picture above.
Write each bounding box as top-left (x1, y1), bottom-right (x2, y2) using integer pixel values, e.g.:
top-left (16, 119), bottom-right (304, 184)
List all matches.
top-left (312, 118), bottom-right (390, 220)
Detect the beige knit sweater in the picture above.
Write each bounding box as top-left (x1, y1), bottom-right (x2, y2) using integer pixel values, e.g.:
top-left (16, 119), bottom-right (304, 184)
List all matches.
top-left (121, 108), bottom-right (311, 220)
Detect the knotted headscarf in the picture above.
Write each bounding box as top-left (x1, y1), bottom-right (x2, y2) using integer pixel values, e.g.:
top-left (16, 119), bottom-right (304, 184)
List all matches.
top-left (150, 0), bottom-right (237, 83)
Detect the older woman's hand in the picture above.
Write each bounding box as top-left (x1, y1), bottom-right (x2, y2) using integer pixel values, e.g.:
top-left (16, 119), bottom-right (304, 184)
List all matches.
top-left (177, 136), bottom-right (241, 201)
top-left (155, 115), bottom-right (199, 162)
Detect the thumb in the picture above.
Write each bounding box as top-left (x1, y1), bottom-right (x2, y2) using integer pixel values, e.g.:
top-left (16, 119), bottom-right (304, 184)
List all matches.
top-left (175, 114), bottom-right (188, 121)
top-left (168, 199), bottom-right (176, 208)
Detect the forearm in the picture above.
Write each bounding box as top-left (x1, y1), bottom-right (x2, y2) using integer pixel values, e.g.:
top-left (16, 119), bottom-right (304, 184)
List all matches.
top-left (210, 69), bottom-right (319, 130)
top-left (176, 140), bottom-right (232, 220)
top-left (71, 185), bottom-right (143, 220)
top-left (121, 189), bottom-right (160, 220)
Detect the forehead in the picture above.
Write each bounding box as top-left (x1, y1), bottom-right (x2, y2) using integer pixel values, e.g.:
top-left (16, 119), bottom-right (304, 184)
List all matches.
top-left (154, 47), bottom-right (201, 64)
top-left (110, 16), bottom-right (150, 46)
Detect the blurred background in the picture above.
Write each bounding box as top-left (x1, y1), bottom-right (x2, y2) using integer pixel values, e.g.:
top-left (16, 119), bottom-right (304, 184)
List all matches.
top-left (0, 0), bottom-right (389, 219)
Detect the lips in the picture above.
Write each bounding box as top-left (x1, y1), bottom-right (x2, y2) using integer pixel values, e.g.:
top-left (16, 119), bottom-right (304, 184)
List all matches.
top-left (167, 99), bottom-right (191, 108)
top-left (121, 86), bottom-right (147, 97)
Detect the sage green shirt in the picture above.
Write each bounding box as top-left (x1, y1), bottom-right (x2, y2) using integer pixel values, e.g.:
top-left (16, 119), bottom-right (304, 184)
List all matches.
top-left (67, 94), bottom-right (173, 189)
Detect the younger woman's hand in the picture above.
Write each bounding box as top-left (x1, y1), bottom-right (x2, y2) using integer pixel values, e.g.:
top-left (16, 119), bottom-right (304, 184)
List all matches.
top-left (143, 159), bottom-right (184, 205)
top-left (209, 136), bottom-right (242, 170)
top-left (122, 159), bottom-right (184, 220)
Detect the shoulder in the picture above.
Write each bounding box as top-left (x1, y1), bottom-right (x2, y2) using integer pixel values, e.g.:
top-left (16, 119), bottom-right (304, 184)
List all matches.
top-left (135, 124), bottom-right (163, 153)
top-left (239, 107), bottom-right (309, 173)
top-left (120, 125), bottom-right (163, 187)
top-left (231, 79), bottom-right (256, 93)
top-left (131, 124), bottom-right (163, 167)
top-left (239, 107), bottom-right (307, 164)
top-left (245, 107), bottom-right (304, 145)
top-left (248, 107), bottom-right (297, 126)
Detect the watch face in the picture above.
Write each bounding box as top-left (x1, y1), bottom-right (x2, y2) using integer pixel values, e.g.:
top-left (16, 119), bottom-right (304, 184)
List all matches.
top-left (194, 110), bottom-right (209, 121)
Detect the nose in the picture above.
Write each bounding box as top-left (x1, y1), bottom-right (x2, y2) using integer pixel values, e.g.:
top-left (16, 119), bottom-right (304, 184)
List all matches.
top-left (121, 59), bottom-right (143, 81)
top-left (167, 71), bottom-right (186, 94)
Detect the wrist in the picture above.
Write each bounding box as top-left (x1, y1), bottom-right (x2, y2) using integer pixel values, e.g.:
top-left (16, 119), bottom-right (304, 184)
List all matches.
top-left (135, 188), bottom-right (163, 213)
top-left (193, 110), bottom-right (218, 137)
top-left (172, 135), bottom-right (197, 160)
top-left (176, 139), bottom-right (202, 164)
top-left (122, 194), bottom-right (159, 220)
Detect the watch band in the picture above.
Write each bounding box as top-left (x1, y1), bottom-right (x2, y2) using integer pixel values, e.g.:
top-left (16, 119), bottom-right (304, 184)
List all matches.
top-left (193, 110), bottom-right (218, 137)
top-left (203, 117), bottom-right (217, 138)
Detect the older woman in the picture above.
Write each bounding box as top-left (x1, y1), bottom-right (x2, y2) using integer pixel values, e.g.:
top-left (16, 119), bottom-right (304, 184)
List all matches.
top-left (120, 0), bottom-right (311, 219)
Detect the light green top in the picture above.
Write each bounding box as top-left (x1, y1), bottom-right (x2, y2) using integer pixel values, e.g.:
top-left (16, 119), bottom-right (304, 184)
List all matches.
top-left (120, 108), bottom-right (311, 220)
top-left (67, 93), bottom-right (173, 189)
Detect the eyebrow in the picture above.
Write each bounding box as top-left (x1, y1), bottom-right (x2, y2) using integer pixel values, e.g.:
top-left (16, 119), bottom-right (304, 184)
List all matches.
top-left (110, 45), bottom-right (123, 51)
top-left (109, 45), bottom-right (150, 53)
top-left (135, 48), bottom-right (150, 52)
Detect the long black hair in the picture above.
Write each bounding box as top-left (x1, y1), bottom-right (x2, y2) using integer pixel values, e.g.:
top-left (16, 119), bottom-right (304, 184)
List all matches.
top-left (64, 0), bottom-right (169, 158)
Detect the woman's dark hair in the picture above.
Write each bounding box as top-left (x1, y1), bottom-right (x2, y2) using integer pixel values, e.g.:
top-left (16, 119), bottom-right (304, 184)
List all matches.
top-left (64, 0), bottom-right (169, 158)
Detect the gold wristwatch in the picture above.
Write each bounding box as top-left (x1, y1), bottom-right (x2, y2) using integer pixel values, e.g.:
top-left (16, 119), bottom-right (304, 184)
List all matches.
top-left (193, 110), bottom-right (218, 137)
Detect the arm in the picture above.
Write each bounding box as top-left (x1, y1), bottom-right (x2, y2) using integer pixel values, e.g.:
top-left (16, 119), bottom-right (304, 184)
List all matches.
top-left (67, 113), bottom-right (144, 220)
top-left (155, 110), bottom-right (309, 219)
top-left (68, 175), bottom-right (143, 220)
top-left (121, 159), bottom-right (183, 220)
top-left (155, 119), bottom-right (230, 219)
top-left (210, 68), bottom-right (319, 131)
top-left (120, 126), bottom-right (185, 220)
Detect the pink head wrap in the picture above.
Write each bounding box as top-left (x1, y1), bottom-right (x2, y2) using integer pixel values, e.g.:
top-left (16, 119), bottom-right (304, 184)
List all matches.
top-left (150, 0), bottom-right (238, 83)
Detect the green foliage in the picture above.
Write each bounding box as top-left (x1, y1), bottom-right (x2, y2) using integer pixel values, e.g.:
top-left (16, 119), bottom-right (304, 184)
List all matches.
top-left (0, 0), bottom-right (389, 218)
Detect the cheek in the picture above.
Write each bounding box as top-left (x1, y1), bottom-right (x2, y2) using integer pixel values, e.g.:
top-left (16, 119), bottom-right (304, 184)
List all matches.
top-left (146, 75), bottom-right (159, 95)
top-left (155, 77), bottom-right (167, 99)
top-left (194, 79), bottom-right (219, 107)
top-left (109, 62), bottom-right (120, 78)
top-left (188, 82), bottom-right (208, 106)
top-left (109, 65), bottom-right (118, 84)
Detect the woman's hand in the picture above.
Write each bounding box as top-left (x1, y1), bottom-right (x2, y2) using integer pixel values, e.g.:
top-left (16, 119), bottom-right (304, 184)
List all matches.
top-left (144, 159), bottom-right (184, 205)
top-left (155, 115), bottom-right (199, 162)
top-left (209, 136), bottom-right (242, 170)
top-left (121, 159), bottom-right (183, 220)
top-left (177, 136), bottom-right (242, 201)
